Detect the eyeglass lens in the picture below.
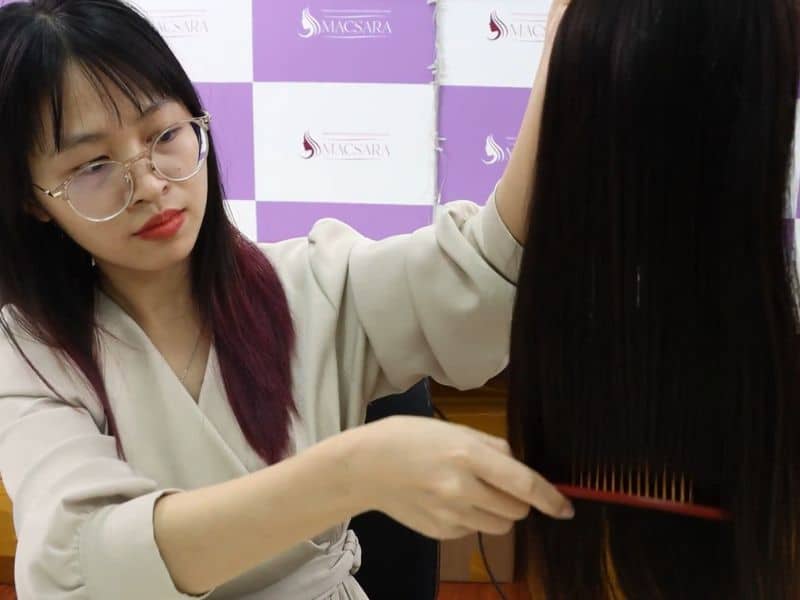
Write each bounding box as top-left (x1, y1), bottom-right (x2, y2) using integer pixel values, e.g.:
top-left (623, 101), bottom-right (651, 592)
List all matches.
top-left (67, 120), bottom-right (208, 221)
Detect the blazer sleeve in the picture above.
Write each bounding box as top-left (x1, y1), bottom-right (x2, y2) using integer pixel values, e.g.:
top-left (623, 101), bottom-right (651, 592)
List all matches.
top-left (0, 322), bottom-right (211, 600)
top-left (266, 186), bottom-right (522, 407)
top-left (349, 191), bottom-right (522, 398)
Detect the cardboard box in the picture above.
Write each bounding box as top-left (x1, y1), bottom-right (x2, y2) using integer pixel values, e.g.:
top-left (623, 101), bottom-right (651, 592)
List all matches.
top-left (439, 530), bottom-right (515, 583)
top-left (0, 481), bottom-right (15, 584)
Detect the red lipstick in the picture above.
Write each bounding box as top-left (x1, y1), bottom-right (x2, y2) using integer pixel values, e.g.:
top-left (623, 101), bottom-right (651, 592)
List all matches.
top-left (135, 209), bottom-right (186, 240)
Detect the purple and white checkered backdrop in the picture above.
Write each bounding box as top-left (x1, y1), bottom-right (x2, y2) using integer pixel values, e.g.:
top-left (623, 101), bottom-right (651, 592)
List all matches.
top-left (134, 0), bottom-right (558, 242)
top-left (4, 0), bottom-right (800, 248)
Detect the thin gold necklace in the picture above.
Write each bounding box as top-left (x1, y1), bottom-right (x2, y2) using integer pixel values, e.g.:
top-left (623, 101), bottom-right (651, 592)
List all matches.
top-left (180, 328), bottom-right (203, 384)
top-left (99, 285), bottom-right (203, 384)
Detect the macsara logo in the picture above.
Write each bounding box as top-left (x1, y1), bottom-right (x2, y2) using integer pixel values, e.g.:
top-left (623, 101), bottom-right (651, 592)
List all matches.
top-left (151, 9), bottom-right (211, 38)
top-left (301, 130), bottom-right (392, 161)
top-left (482, 134), bottom-right (516, 165)
top-left (299, 6), bottom-right (393, 40)
top-left (488, 10), bottom-right (547, 43)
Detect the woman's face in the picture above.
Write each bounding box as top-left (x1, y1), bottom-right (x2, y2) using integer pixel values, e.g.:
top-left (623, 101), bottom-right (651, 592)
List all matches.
top-left (27, 63), bottom-right (208, 276)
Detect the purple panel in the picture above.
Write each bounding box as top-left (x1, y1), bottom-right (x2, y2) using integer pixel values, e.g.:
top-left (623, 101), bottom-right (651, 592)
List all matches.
top-left (438, 85), bottom-right (530, 204)
top-left (195, 83), bottom-right (255, 200)
top-left (253, 1), bottom-right (435, 84)
top-left (257, 201), bottom-right (432, 242)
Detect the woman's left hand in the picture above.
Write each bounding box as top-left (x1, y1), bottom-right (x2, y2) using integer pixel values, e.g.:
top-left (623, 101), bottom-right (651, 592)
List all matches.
top-left (495, 0), bottom-right (570, 244)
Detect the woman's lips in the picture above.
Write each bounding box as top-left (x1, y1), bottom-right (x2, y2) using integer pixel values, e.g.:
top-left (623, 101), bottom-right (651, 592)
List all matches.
top-left (135, 209), bottom-right (186, 240)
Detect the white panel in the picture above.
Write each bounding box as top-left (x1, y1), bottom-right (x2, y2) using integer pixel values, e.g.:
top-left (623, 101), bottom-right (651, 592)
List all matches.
top-left (224, 200), bottom-right (258, 242)
top-left (131, 0), bottom-right (254, 82)
top-left (253, 82), bottom-right (436, 205)
top-left (437, 0), bottom-right (552, 88)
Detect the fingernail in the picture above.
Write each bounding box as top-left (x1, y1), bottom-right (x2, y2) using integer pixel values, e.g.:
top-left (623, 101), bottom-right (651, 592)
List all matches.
top-left (559, 502), bottom-right (575, 519)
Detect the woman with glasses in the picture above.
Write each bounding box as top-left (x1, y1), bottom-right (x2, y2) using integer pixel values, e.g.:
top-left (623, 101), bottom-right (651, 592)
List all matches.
top-left (0, 1), bottom-right (572, 598)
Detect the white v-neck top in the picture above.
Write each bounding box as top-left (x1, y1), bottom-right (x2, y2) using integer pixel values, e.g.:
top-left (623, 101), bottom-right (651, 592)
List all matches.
top-left (0, 191), bottom-right (522, 599)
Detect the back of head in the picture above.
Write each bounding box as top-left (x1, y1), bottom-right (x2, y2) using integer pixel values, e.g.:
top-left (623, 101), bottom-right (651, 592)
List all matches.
top-left (508, 0), bottom-right (800, 597)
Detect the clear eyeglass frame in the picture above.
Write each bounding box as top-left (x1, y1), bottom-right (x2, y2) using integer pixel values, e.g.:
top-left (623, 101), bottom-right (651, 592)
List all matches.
top-left (32, 112), bottom-right (212, 223)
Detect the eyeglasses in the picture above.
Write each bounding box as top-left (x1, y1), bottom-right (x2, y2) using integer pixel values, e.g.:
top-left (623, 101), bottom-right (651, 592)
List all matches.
top-left (33, 112), bottom-right (211, 223)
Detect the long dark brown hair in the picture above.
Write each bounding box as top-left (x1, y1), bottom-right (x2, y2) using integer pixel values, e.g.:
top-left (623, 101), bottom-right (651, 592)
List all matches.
top-left (509, 0), bottom-right (800, 597)
top-left (0, 0), bottom-right (296, 464)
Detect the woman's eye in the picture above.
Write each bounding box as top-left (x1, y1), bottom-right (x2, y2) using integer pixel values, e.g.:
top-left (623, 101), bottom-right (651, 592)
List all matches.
top-left (157, 127), bottom-right (179, 144)
top-left (75, 157), bottom-right (108, 172)
top-left (85, 162), bottom-right (109, 174)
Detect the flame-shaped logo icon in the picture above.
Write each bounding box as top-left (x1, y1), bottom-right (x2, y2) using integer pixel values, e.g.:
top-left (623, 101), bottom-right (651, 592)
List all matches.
top-left (482, 135), bottom-right (506, 165)
top-left (301, 131), bottom-right (322, 159)
top-left (299, 7), bottom-right (322, 38)
top-left (488, 10), bottom-right (508, 41)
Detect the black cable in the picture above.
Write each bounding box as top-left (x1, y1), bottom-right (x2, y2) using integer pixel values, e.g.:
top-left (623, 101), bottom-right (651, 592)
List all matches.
top-left (479, 531), bottom-right (509, 600)
top-left (433, 401), bottom-right (509, 600)
top-left (432, 402), bottom-right (448, 421)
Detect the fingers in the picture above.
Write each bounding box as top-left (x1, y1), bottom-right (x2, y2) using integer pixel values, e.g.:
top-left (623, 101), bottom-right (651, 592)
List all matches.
top-left (446, 526), bottom-right (474, 540)
top-left (459, 506), bottom-right (515, 536)
top-left (465, 477), bottom-right (531, 522)
top-left (469, 429), bottom-right (513, 456)
top-left (456, 427), bottom-right (572, 518)
top-left (412, 511), bottom-right (473, 541)
top-left (469, 446), bottom-right (574, 519)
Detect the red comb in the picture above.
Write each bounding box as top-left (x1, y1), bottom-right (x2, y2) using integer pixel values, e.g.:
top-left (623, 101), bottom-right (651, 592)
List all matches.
top-left (556, 461), bottom-right (732, 521)
top-left (555, 484), bottom-right (732, 521)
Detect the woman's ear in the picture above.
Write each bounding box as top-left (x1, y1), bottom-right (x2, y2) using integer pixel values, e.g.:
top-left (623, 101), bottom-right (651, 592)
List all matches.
top-left (25, 198), bottom-right (53, 223)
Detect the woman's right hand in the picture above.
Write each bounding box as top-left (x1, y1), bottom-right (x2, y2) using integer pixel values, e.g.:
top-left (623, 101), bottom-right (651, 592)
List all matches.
top-left (348, 415), bottom-right (574, 540)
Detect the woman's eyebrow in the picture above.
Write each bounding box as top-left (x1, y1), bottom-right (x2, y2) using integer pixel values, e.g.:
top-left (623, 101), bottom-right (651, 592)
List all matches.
top-left (54, 99), bottom-right (171, 156)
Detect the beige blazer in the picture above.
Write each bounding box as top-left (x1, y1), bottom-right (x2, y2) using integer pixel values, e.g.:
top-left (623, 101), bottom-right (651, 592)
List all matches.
top-left (0, 191), bottom-right (522, 599)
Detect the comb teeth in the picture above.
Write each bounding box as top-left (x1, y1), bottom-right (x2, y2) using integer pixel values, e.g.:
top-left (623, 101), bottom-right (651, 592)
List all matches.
top-left (571, 460), bottom-right (695, 504)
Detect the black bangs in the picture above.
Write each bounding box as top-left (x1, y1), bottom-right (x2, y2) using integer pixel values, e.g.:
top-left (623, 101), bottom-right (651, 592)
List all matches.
top-left (2, 0), bottom-right (200, 156)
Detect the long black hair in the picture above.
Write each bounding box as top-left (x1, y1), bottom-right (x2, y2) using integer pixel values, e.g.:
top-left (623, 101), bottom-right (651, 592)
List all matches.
top-left (0, 0), bottom-right (296, 464)
top-left (508, 0), bottom-right (800, 597)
